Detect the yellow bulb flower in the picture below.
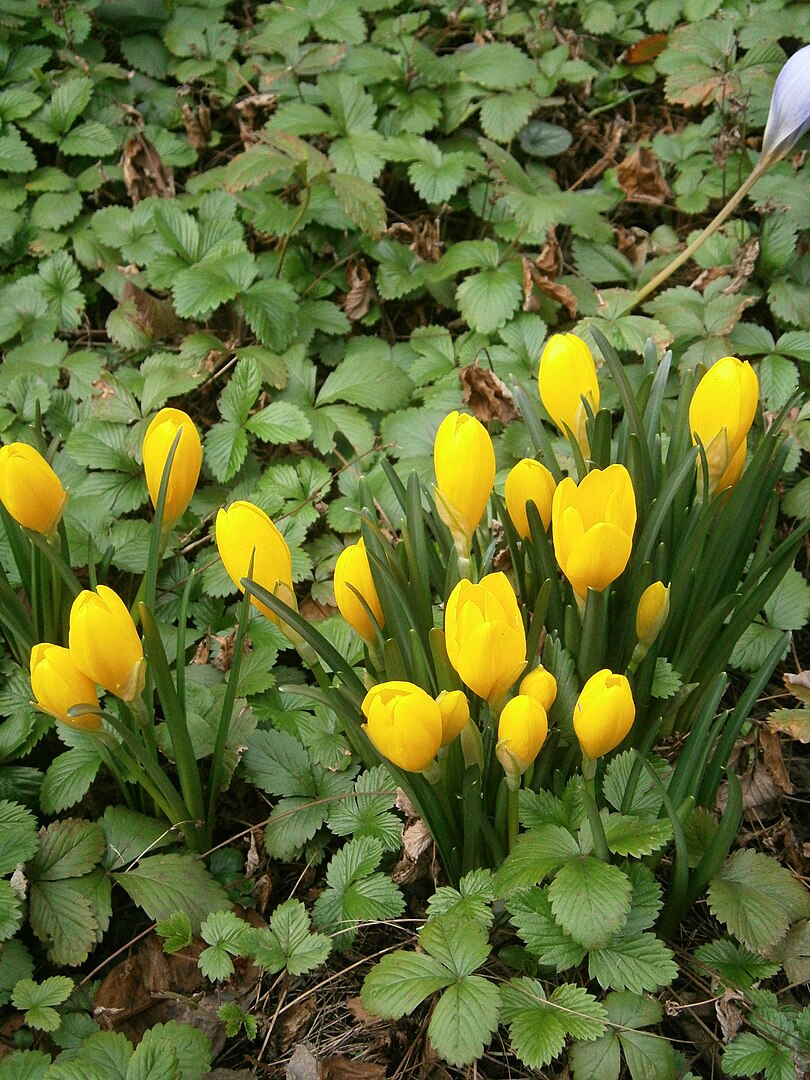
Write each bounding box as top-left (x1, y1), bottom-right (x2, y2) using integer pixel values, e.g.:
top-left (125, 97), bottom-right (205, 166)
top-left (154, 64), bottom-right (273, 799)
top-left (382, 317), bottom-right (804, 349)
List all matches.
top-left (573, 669), bottom-right (635, 760)
top-left (636, 581), bottom-right (670, 647)
top-left (538, 334), bottom-right (600, 454)
top-left (436, 690), bottom-right (470, 746)
top-left (142, 408), bottom-right (202, 527)
top-left (552, 465), bottom-right (637, 600)
top-left (519, 665), bottom-right (558, 713)
top-left (30, 643), bottom-right (101, 731)
top-left (215, 501), bottom-right (295, 626)
top-left (433, 411), bottom-right (495, 552)
top-left (444, 572), bottom-right (527, 707)
top-left (504, 458), bottom-right (557, 538)
top-left (362, 681), bottom-right (442, 772)
top-left (497, 694), bottom-right (548, 787)
top-left (0, 442), bottom-right (67, 536)
top-left (69, 586), bottom-right (145, 703)
top-left (333, 538), bottom-right (384, 642)
top-left (689, 356), bottom-right (758, 495)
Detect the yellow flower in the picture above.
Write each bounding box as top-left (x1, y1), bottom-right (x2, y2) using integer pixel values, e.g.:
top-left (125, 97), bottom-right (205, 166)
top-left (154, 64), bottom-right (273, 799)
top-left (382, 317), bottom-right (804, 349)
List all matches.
top-left (69, 586), bottom-right (145, 703)
top-left (362, 681), bottom-right (442, 772)
top-left (504, 458), bottom-right (557, 538)
top-left (689, 356), bottom-right (758, 495)
top-left (636, 581), bottom-right (670, 647)
top-left (215, 501), bottom-right (295, 626)
top-left (496, 694), bottom-right (548, 785)
top-left (444, 572), bottom-right (527, 707)
top-left (0, 442), bottom-right (67, 536)
top-left (552, 465), bottom-right (637, 599)
top-left (334, 538), bottom-right (384, 642)
top-left (519, 665), bottom-right (557, 713)
top-left (30, 643), bottom-right (101, 731)
top-left (538, 334), bottom-right (600, 454)
top-left (436, 690), bottom-right (470, 746)
top-left (433, 412), bottom-right (495, 551)
top-left (573, 669), bottom-right (635, 760)
top-left (142, 408), bottom-right (202, 526)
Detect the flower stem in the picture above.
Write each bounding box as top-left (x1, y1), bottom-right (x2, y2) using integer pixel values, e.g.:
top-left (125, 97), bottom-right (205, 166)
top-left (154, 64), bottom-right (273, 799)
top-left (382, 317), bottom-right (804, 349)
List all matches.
top-left (581, 755), bottom-right (610, 862)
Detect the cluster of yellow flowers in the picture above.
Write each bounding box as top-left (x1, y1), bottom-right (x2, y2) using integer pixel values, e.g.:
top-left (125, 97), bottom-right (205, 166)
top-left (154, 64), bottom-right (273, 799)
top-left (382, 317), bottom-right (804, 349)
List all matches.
top-left (334, 337), bottom-right (759, 779)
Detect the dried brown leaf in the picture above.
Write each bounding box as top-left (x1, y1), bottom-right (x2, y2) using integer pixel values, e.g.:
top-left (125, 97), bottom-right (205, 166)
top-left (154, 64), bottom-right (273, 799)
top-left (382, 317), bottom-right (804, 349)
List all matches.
top-left (321, 1057), bottom-right (386, 1079)
top-left (342, 260), bottom-right (373, 321)
top-left (784, 670), bottom-right (810, 704)
top-left (121, 133), bottom-right (175, 205)
top-left (460, 358), bottom-right (518, 423)
top-left (616, 147), bottom-right (671, 206)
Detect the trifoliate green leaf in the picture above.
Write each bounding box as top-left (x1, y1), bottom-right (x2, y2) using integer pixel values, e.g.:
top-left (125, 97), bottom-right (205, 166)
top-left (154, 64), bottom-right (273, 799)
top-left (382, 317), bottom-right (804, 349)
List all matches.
top-left (12, 975), bottom-right (74, 1032)
top-left (427, 869), bottom-right (495, 929)
top-left (501, 978), bottom-right (607, 1070)
top-left (253, 899), bottom-right (331, 975)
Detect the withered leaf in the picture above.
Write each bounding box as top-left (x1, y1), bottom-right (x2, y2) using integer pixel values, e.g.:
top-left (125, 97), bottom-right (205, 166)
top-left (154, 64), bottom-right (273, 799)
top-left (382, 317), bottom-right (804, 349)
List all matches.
top-left (121, 133), bottom-right (175, 205)
top-left (460, 358), bottom-right (518, 424)
top-left (616, 147), bottom-right (671, 206)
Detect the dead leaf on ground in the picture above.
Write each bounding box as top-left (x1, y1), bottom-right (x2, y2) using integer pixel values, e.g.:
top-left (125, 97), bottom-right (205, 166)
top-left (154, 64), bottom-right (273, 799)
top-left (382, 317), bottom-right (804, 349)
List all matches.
top-left (616, 146), bottom-right (671, 206)
top-left (402, 818), bottom-right (432, 862)
top-left (521, 256), bottom-right (577, 317)
top-left (395, 789), bottom-right (420, 819)
top-left (615, 225), bottom-right (650, 270)
top-left (535, 228), bottom-right (562, 276)
top-left (460, 359), bottom-right (518, 424)
top-left (342, 260), bottom-right (374, 321)
top-left (287, 1044), bottom-right (319, 1080)
top-left (206, 1070), bottom-right (259, 1080)
top-left (718, 726), bottom-right (793, 813)
top-left (234, 92), bottom-right (278, 147)
top-left (715, 988), bottom-right (745, 1043)
top-left (119, 281), bottom-right (185, 341)
top-left (276, 997), bottom-right (317, 1053)
top-left (722, 237), bottom-right (760, 295)
top-left (345, 995), bottom-right (382, 1028)
top-left (121, 133), bottom-right (175, 204)
top-left (321, 1057), bottom-right (386, 1079)
top-left (389, 215), bottom-right (442, 262)
top-left (182, 102), bottom-right (212, 151)
top-left (769, 708), bottom-right (810, 743)
top-left (784, 670), bottom-right (810, 704)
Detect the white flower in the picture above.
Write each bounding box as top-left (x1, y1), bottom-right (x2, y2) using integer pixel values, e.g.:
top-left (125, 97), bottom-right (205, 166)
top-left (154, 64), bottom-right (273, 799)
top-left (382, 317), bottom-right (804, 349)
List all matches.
top-left (761, 43), bottom-right (810, 166)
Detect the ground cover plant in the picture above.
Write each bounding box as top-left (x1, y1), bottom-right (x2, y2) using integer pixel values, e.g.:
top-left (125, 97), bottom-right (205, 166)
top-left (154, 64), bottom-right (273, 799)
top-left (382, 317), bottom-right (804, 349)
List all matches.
top-left (0, 0), bottom-right (809, 1076)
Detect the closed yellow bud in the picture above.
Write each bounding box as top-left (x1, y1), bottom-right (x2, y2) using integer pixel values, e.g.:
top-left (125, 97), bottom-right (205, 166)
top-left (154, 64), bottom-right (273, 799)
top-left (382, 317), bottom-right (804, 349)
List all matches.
top-left (215, 501), bottom-right (295, 626)
top-left (497, 694), bottom-right (548, 785)
top-left (519, 665), bottom-right (557, 713)
top-left (69, 586), bottom-right (145, 703)
top-left (573, 669), bottom-right (635, 760)
top-left (333, 538), bottom-right (384, 642)
top-left (715, 437), bottom-right (747, 493)
top-left (689, 357), bottom-right (758, 495)
top-left (636, 581), bottom-right (670, 646)
top-left (362, 681), bottom-right (442, 772)
top-left (0, 443), bottom-right (67, 536)
top-left (143, 408), bottom-right (202, 526)
top-left (433, 411), bottom-right (495, 550)
top-left (30, 643), bottom-right (101, 731)
top-left (435, 690), bottom-right (470, 746)
top-left (538, 334), bottom-right (600, 454)
top-left (552, 465), bottom-right (637, 600)
top-left (504, 458), bottom-right (556, 538)
top-left (444, 572), bottom-right (527, 707)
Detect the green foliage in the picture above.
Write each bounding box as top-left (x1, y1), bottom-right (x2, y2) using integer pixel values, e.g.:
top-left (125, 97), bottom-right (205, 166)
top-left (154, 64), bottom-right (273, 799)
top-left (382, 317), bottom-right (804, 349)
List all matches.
top-left (313, 837), bottom-right (404, 948)
top-left (707, 848), bottom-right (810, 952)
top-left (254, 898), bottom-right (332, 975)
top-left (11, 975), bottom-right (73, 1032)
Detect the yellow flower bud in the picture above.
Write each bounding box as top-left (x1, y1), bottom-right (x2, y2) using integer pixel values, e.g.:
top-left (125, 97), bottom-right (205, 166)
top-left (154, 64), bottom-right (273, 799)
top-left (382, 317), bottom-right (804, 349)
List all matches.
top-left (69, 586), bottom-right (145, 703)
top-left (573, 669), bottom-right (635, 760)
top-left (538, 334), bottom-right (600, 454)
top-left (444, 571), bottom-right (527, 707)
top-left (715, 437), bottom-right (747, 493)
top-left (433, 411), bottom-right (495, 551)
top-left (215, 501), bottom-right (295, 626)
top-left (689, 356), bottom-right (758, 495)
top-left (333, 538), bottom-right (384, 642)
top-left (497, 694), bottom-right (548, 785)
top-left (0, 442), bottom-right (67, 536)
top-left (504, 458), bottom-right (556, 538)
top-left (142, 408), bottom-right (203, 527)
top-left (636, 581), bottom-right (670, 647)
top-left (552, 464), bottom-right (637, 600)
top-left (435, 689), bottom-right (470, 746)
top-left (30, 643), bottom-right (101, 731)
top-left (362, 680), bottom-right (442, 772)
top-left (519, 665), bottom-right (557, 713)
